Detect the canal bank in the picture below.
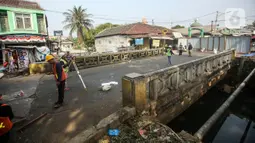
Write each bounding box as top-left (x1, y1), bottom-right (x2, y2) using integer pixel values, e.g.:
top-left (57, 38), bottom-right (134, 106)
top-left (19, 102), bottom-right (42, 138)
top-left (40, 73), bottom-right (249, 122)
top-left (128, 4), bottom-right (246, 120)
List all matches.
top-left (168, 82), bottom-right (255, 143)
top-left (168, 57), bottom-right (255, 143)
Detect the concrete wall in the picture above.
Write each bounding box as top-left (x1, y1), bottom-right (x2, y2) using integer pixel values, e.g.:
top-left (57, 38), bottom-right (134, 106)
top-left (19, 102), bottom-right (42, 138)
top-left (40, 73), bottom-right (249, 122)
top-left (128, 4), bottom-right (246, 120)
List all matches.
top-left (61, 42), bottom-right (74, 52)
top-left (29, 48), bottom-right (164, 74)
top-left (122, 50), bottom-right (235, 124)
top-left (178, 36), bottom-right (251, 53)
top-left (95, 35), bottom-right (131, 53)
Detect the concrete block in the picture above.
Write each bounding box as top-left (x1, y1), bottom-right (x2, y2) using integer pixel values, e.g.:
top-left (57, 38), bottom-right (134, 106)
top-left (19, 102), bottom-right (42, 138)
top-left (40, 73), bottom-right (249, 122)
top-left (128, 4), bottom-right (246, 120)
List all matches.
top-left (67, 126), bottom-right (97, 143)
top-left (119, 107), bottom-right (136, 122)
top-left (123, 106), bottom-right (136, 116)
top-left (125, 73), bottom-right (142, 79)
top-left (29, 62), bottom-right (52, 74)
top-left (96, 112), bottom-right (120, 130)
top-left (86, 129), bottom-right (106, 143)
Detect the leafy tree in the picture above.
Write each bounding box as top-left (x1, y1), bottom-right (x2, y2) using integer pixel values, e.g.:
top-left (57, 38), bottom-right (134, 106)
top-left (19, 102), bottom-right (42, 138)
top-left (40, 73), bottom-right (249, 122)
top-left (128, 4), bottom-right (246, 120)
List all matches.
top-left (63, 6), bottom-right (93, 48)
top-left (172, 25), bottom-right (185, 29)
top-left (94, 23), bottom-right (119, 35)
top-left (82, 23), bottom-right (119, 47)
top-left (253, 21), bottom-right (255, 27)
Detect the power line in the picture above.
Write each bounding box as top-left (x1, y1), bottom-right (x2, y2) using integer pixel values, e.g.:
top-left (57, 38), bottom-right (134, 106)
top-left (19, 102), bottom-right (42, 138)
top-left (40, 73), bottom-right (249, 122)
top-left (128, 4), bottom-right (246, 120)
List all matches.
top-left (170, 11), bottom-right (217, 24)
top-left (45, 9), bottom-right (218, 25)
top-left (45, 9), bottom-right (254, 26)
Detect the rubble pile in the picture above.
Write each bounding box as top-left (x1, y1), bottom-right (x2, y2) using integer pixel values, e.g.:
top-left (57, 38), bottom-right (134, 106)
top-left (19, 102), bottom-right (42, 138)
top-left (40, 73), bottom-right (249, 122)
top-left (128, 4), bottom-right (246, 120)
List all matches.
top-left (105, 116), bottom-right (198, 143)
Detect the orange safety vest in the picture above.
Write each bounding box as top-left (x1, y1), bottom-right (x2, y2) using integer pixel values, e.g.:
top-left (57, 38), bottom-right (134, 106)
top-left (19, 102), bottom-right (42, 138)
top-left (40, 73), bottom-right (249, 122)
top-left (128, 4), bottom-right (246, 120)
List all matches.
top-left (0, 104), bottom-right (13, 136)
top-left (52, 63), bottom-right (67, 81)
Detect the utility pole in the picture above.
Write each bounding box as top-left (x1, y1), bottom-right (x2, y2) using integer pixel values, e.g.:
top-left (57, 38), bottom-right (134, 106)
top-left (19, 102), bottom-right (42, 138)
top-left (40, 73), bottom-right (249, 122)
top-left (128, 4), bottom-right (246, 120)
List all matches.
top-left (214, 11), bottom-right (219, 31)
top-left (211, 21), bottom-right (214, 32)
top-left (170, 22), bottom-right (173, 29)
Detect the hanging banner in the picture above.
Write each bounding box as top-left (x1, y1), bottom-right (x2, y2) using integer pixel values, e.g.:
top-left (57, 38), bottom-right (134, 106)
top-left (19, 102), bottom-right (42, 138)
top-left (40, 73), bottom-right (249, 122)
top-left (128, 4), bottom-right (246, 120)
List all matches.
top-left (0, 35), bottom-right (46, 43)
top-left (18, 49), bottom-right (29, 69)
top-left (135, 38), bottom-right (144, 45)
top-left (152, 40), bottom-right (160, 47)
top-left (35, 46), bottom-right (50, 61)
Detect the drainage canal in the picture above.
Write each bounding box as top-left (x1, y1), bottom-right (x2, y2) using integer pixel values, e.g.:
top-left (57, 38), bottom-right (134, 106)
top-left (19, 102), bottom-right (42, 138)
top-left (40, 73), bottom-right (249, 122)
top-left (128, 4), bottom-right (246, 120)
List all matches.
top-left (167, 69), bottom-right (255, 143)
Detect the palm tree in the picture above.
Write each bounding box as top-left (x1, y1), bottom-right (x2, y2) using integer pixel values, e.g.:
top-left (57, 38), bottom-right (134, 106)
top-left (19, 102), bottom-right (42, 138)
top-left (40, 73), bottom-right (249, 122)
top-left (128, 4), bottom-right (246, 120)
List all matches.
top-left (63, 6), bottom-right (93, 47)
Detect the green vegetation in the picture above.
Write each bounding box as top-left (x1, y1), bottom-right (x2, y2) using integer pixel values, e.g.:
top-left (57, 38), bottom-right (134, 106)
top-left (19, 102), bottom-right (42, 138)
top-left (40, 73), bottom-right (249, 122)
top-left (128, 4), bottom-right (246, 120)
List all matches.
top-left (62, 6), bottom-right (93, 50)
top-left (172, 25), bottom-right (185, 29)
top-left (63, 6), bottom-right (119, 49)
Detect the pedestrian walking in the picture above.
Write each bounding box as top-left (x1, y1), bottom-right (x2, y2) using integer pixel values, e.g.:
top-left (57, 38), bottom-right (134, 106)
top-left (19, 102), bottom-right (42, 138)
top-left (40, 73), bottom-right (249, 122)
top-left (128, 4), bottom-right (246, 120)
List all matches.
top-left (188, 43), bottom-right (193, 57)
top-left (0, 95), bottom-right (14, 143)
top-left (45, 55), bottom-right (67, 108)
top-left (179, 43), bottom-right (183, 56)
top-left (60, 56), bottom-right (70, 91)
top-left (166, 45), bottom-right (174, 65)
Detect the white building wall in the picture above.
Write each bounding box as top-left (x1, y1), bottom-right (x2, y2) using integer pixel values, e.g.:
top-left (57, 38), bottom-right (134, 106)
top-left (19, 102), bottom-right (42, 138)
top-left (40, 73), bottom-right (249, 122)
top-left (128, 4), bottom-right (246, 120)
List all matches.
top-left (61, 42), bottom-right (73, 52)
top-left (95, 35), bottom-right (131, 53)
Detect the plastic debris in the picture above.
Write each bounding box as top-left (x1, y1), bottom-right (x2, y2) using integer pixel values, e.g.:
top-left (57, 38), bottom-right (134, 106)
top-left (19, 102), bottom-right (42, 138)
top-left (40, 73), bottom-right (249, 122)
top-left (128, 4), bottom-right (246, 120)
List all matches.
top-left (223, 84), bottom-right (233, 94)
top-left (138, 129), bottom-right (147, 139)
top-left (0, 73), bottom-right (4, 79)
top-left (19, 90), bottom-right (24, 97)
top-left (100, 81), bottom-right (118, 91)
top-left (213, 49), bottom-right (218, 54)
top-left (101, 81), bottom-right (118, 86)
top-left (107, 118), bottom-right (187, 143)
top-left (102, 85), bottom-right (112, 91)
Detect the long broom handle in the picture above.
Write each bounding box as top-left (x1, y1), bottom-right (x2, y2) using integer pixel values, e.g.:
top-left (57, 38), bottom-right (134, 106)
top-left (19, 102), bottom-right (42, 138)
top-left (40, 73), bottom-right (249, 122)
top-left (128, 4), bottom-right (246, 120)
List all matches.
top-left (72, 61), bottom-right (87, 90)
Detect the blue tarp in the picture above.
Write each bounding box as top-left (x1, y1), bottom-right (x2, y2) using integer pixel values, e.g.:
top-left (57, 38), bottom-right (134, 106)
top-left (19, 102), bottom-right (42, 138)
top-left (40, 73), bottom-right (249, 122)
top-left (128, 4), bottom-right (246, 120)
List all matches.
top-left (0, 67), bottom-right (6, 72)
top-left (135, 38), bottom-right (144, 45)
top-left (242, 53), bottom-right (255, 57)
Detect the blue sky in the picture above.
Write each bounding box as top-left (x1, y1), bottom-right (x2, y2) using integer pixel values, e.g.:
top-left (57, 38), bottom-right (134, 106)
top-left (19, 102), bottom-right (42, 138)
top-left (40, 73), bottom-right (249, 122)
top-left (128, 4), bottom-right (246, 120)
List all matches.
top-left (35, 0), bottom-right (255, 36)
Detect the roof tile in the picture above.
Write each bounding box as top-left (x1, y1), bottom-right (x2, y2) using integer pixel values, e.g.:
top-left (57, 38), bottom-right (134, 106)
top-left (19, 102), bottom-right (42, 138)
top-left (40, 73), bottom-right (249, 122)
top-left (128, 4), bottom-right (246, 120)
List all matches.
top-left (96, 23), bottom-right (172, 38)
top-left (0, 0), bottom-right (44, 11)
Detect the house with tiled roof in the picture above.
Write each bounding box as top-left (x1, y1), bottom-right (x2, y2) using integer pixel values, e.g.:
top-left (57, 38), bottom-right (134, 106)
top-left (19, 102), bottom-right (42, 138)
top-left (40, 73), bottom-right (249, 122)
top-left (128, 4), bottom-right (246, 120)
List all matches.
top-left (0, 0), bottom-right (48, 72)
top-left (95, 22), bottom-right (174, 53)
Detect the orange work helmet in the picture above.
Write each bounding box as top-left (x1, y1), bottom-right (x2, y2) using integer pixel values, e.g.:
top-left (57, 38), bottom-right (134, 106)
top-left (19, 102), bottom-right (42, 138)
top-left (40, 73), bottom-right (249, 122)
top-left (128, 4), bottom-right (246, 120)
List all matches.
top-left (45, 54), bottom-right (54, 62)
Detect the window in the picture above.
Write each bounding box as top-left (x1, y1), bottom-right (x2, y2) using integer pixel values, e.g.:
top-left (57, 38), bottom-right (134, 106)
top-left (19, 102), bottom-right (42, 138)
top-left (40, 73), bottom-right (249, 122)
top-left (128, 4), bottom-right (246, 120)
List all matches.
top-left (37, 14), bottom-right (45, 34)
top-left (0, 10), bottom-right (9, 32)
top-left (15, 13), bottom-right (32, 29)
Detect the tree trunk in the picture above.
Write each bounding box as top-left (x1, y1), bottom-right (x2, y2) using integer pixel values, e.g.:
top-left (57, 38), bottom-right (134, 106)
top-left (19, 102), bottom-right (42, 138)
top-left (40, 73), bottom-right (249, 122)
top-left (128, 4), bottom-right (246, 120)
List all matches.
top-left (77, 29), bottom-right (83, 45)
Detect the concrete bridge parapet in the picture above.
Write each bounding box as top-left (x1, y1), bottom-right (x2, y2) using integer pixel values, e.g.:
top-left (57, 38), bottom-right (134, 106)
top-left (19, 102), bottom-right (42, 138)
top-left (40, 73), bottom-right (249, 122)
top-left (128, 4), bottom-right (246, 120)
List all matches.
top-left (29, 48), bottom-right (164, 74)
top-left (122, 49), bottom-right (235, 124)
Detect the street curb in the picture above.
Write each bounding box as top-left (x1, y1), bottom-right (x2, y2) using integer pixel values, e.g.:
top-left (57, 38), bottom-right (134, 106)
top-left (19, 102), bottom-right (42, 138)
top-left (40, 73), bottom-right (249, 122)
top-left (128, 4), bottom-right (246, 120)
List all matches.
top-left (67, 106), bottom-right (136, 143)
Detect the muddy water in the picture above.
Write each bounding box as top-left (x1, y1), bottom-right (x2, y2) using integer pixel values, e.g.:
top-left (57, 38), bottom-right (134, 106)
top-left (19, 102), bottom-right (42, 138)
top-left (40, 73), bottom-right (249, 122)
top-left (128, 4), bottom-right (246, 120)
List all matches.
top-left (167, 78), bottom-right (255, 143)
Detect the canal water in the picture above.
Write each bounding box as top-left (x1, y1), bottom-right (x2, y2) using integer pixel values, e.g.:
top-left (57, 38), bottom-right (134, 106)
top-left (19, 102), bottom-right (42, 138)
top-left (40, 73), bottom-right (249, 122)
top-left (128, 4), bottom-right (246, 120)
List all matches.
top-left (167, 79), bottom-right (255, 143)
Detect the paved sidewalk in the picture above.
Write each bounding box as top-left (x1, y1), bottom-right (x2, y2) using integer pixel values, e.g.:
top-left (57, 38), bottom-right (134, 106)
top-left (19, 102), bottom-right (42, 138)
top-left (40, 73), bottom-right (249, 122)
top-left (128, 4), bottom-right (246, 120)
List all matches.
top-left (0, 75), bottom-right (43, 120)
top-left (9, 52), bottom-right (212, 143)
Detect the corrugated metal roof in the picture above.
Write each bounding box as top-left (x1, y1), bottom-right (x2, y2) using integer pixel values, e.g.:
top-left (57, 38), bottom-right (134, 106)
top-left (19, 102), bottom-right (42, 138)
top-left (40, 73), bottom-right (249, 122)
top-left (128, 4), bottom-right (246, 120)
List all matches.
top-left (0, 0), bottom-right (44, 11)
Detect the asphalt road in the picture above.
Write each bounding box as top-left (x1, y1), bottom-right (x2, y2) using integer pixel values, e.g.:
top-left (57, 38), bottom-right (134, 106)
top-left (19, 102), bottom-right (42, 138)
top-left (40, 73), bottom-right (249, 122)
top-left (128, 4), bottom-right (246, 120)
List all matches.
top-left (13, 51), bottom-right (213, 143)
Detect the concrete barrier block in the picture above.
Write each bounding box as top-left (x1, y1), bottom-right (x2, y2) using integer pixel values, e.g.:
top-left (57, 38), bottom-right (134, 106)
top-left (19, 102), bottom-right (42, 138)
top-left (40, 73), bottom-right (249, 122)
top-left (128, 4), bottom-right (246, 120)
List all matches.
top-left (29, 62), bottom-right (52, 75)
top-left (96, 112), bottom-right (120, 130)
top-left (119, 107), bottom-right (136, 122)
top-left (68, 126), bottom-right (97, 143)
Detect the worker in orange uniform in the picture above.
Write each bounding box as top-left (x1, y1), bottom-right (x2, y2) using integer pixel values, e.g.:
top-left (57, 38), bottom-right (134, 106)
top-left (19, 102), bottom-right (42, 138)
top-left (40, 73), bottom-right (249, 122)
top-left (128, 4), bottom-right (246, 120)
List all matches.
top-left (45, 55), bottom-right (67, 108)
top-left (0, 94), bottom-right (14, 143)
